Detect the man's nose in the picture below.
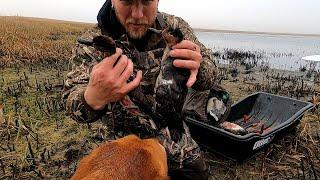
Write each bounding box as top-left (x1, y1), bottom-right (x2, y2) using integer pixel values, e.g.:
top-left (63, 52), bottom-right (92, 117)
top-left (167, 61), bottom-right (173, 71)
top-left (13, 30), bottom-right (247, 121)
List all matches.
top-left (131, 4), bottom-right (144, 19)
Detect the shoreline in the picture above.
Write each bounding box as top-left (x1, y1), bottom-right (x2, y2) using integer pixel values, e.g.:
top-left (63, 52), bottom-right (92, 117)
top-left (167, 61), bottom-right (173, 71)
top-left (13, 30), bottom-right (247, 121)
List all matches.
top-left (194, 28), bottom-right (320, 38)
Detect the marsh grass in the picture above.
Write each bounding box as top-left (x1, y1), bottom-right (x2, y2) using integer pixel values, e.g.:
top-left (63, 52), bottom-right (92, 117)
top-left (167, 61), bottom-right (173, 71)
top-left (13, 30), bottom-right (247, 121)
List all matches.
top-left (0, 16), bottom-right (319, 179)
top-left (0, 17), bottom-right (100, 179)
top-left (0, 16), bottom-right (92, 67)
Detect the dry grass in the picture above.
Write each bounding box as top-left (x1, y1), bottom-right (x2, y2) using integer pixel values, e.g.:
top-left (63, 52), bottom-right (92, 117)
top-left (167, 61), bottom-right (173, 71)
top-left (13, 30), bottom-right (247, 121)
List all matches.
top-left (0, 16), bottom-right (97, 179)
top-left (0, 16), bottom-right (319, 179)
top-left (0, 16), bottom-right (92, 67)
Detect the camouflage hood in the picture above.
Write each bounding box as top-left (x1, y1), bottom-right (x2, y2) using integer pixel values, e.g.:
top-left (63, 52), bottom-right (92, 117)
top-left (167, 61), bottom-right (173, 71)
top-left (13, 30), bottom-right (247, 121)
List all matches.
top-left (97, 0), bottom-right (165, 41)
top-left (97, 0), bottom-right (126, 39)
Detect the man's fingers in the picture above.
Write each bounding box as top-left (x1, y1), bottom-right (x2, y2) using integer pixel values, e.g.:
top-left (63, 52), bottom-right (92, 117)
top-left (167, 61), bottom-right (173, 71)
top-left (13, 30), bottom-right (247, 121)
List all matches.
top-left (172, 40), bottom-right (200, 52)
top-left (173, 59), bottom-right (199, 70)
top-left (170, 49), bottom-right (202, 61)
top-left (186, 70), bottom-right (197, 88)
top-left (123, 70), bottom-right (142, 93)
top-left (119, 59), bottom-right (133, 83)
top-left (113, 55), bottom-right (129, 77)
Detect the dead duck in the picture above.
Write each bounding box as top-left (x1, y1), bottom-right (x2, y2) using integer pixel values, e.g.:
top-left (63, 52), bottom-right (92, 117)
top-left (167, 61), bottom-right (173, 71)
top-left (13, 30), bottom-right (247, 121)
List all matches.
top-left (78, 30), bottom-right (188, 141)
top-left (77, 34), bottom-right (135, 60)
top-left (219, 121), bottom-right (248, 135)
top-left (151, 27), bottom-right (189, 141)
top-left (77, 35), bottom-right (136, 83)
top-left (77, 35), bottom-right (116, 57)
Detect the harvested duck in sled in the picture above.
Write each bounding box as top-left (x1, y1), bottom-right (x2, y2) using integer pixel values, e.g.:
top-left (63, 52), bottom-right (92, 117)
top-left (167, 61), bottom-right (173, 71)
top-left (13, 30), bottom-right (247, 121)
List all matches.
top-left (185, 92), bottom-right (313, 161)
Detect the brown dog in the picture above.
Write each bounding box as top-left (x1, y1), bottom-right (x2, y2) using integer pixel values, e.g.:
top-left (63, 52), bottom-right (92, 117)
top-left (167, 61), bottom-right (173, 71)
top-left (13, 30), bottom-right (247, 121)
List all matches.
top-left (71, 135), bottom-right (168, 180)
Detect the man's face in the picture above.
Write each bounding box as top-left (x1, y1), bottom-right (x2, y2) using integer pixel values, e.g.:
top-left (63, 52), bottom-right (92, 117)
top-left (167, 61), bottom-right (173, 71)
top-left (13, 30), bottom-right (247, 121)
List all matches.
top-left (112, 0), bottom-right (159, 39)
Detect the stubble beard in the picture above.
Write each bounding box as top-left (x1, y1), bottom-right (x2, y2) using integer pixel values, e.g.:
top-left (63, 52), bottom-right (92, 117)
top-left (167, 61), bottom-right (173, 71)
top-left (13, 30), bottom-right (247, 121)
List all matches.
top-left (114, 9), bottom-right (157, 39)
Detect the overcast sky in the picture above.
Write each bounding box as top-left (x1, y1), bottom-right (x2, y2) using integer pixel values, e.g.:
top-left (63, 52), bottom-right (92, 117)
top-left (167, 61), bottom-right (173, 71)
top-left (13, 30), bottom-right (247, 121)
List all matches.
top-left (1, 0), bottom-right (320, 34)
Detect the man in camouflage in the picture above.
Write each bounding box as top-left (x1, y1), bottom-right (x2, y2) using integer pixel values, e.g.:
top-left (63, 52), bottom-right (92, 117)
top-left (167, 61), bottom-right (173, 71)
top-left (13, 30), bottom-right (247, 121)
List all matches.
top-left (63, 0), bottom-right (229, 179)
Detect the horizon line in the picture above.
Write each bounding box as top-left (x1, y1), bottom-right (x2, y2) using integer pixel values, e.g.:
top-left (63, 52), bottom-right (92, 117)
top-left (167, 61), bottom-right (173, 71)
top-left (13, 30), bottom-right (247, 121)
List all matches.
top-left (194, 28), bottom-right (320, 38)
top-left (2, 15), bottom-right (320, 38)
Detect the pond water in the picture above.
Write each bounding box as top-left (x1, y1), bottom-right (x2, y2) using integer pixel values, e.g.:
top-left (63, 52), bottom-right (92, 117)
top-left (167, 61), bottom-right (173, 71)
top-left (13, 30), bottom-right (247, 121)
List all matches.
top-left (195, 31), bottom-right (320, 71)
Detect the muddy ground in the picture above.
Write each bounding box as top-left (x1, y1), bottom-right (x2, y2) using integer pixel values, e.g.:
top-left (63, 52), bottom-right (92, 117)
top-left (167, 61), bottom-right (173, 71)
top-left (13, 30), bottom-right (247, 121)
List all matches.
top-left (0, 61), bottom-right (319, 180)
top-left (0, 16), bottom-right (319, 180)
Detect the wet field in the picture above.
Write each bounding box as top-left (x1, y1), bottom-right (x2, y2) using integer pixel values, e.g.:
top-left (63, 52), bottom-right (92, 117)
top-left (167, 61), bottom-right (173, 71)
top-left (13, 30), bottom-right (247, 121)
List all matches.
top-left (0, 17), bottom-right (319, 179)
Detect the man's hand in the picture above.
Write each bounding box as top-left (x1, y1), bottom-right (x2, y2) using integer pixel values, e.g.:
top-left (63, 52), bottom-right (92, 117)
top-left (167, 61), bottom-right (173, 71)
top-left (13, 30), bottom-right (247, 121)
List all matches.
top-left (170, 40), bottom-right (202, 88)
top-left (84, 48), bottom-right (142, 110)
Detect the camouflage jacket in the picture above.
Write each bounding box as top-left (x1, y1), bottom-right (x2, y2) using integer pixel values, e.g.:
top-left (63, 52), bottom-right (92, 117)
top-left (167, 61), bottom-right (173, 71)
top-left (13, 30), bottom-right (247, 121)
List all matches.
top-left (63, 12), bottom-right (217, 127)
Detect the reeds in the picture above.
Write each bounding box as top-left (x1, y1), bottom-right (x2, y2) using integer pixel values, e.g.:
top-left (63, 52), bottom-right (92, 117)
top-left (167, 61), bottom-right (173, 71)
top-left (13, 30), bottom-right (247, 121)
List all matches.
top-left (0, 17), bottom-right (97, 179)
top-left (0, 16), bottom-right (319, 179)
top-left (0, 16), bottom-right (91, 67)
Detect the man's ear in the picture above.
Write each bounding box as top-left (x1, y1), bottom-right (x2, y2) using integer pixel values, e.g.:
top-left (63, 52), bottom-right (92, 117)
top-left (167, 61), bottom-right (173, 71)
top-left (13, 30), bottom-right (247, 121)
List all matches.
top-left (111, 0), bottom-right (115, 8)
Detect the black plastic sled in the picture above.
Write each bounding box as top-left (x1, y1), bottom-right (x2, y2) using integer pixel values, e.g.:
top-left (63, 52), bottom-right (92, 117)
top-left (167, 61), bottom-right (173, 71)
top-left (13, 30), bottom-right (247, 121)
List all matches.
top-left (185, 92), bottom-right (313, 161)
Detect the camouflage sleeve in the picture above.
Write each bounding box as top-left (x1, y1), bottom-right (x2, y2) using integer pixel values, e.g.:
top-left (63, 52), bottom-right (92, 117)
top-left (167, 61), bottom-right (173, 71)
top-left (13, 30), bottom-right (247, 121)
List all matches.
top-left (163, 13), bottom-right (218, 90)
top-left (63, 27), bottom-right (108, 123)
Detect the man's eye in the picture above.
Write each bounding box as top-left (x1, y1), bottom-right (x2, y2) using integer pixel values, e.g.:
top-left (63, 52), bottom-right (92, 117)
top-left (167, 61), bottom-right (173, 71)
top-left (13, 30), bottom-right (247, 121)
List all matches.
top-left (120, 0), bottom-right (134, 5)
top-left (142, 0), bottom-right (153, 6)
top-left (120, 0), bottom-right (153, 6)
